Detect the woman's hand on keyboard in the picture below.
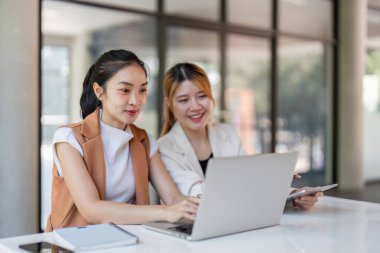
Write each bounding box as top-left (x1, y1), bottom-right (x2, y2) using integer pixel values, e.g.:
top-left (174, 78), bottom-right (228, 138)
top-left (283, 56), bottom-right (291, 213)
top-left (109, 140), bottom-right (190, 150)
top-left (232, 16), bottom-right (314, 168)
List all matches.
top-left (164, 197), bottom-right (200, 223)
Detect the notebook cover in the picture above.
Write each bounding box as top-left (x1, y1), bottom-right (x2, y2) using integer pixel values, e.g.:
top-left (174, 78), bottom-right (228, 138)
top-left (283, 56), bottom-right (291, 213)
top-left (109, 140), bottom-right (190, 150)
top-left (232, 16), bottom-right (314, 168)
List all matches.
top-left (53, 223), bottom-right (138, 250)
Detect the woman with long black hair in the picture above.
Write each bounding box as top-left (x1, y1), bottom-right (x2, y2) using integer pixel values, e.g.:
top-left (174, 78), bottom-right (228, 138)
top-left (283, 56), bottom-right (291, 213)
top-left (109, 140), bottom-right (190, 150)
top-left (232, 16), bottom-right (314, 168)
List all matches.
top-left (46, 50), bottom-right (198, 231)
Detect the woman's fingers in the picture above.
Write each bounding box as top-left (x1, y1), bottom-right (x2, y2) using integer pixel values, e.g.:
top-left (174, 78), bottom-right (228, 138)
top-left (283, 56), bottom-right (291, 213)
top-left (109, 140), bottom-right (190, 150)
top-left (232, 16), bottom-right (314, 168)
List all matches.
top-left (181, 198), bottom-right (199, 209)
top-left (166, 197), bottom-right (199, 222)
top-left (315, 192), bottom-right (324, 197)
top-left (299, 195), bottom-right (318, 202)
top-left (182, 213), bottom-right (196, 221)
top-left (293, 173), bottom-right (302, 179)
top-left (188, 196), bottom-right (201, 204)
top-left (293, 193), bottom-right (321, 210)
top-left (293, 200), bottom-right (313, 210)
top-left (180, 199), bottom-right (198, 213)
top-left (180, 204), bottom-right (198, 214)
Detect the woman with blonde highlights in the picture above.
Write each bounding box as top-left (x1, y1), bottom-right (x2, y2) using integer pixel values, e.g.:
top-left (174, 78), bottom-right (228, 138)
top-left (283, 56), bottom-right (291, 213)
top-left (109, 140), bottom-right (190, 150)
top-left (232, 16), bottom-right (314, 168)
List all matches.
top-left (158, 62), bottom-right (321, 210)
top-left (161, 63), bottom-right (215, 136)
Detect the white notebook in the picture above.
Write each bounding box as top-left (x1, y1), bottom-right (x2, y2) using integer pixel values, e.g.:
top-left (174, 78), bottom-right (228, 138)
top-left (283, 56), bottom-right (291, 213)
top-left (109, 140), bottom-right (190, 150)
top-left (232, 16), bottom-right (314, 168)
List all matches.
top-left (53, 223), bottom-right (138, 251)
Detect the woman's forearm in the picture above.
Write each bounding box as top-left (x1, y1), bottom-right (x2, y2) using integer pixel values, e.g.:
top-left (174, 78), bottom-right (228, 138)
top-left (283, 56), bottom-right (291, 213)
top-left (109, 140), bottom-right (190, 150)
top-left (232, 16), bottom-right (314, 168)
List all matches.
top-left (80, 200), bottom-right (168, 225)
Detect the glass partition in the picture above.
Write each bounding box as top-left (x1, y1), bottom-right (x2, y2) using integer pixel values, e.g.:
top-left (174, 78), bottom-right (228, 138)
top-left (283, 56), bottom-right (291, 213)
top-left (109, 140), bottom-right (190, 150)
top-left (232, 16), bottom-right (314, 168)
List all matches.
top-left (165, 0), bottom-right (219, 20)
top-left (40, 45), bottom-right (70, 230)
top-left (78, 0), bottom-right (157, 12)
top-left (279, 0), bottom-right (332, 39)
top-left (228, 0), bottom-right (271, 30)
top-left (41, 0), bottom-right (158, 229)
top-left (226, 34), bottom-right (271, 154)
top-left (277, 37), bottom-right (332, 185)
top-left (167, 27), bottom-right (221, 116)
top-left (364, 7), bottom-right (380, 181)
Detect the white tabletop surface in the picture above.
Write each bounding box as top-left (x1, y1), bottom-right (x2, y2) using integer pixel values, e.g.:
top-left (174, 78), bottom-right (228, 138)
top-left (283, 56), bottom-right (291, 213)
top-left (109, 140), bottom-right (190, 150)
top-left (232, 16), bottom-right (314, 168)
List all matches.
top-left (1, 196), bottom-right (380, 253)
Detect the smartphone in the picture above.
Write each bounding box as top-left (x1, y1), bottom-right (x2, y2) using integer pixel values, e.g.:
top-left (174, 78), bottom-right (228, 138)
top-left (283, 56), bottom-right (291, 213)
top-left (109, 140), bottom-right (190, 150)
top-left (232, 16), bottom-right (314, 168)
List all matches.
top-left (287, 183), bottom-right (338, 201)
top-left (19, 242), bottom-right (73, 253)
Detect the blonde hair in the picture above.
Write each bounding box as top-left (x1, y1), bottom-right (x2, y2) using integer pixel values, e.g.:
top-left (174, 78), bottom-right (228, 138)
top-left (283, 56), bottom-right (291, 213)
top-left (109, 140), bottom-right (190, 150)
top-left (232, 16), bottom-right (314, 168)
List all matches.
top-left (161, 63), bottom-right (215, 136)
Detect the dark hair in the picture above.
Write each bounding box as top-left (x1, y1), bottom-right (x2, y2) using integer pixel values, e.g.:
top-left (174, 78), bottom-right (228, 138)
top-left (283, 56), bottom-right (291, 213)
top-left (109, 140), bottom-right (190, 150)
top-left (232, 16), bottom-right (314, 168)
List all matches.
top-left (161, 62), bottom-right (215, 136)
top-left (80, 49), bottom-right (147, 118)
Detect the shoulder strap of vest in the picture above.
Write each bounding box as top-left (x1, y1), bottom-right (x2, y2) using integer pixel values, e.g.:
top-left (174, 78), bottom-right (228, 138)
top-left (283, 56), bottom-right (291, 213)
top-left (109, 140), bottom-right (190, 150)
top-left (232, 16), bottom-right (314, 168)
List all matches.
top-left (64, 120), bottom-right (106, 199)
top-left (65, 122), bottom-right (87, 157)
top-left (129, 124), bottom-right (151, 204)
top-left (130, 124), bottom-right (150, 161)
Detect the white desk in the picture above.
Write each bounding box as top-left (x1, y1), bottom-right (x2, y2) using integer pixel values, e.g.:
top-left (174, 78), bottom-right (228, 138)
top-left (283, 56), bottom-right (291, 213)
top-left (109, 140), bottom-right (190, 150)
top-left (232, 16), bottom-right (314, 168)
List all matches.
top-left (1, 196), bottom-right (380, 253)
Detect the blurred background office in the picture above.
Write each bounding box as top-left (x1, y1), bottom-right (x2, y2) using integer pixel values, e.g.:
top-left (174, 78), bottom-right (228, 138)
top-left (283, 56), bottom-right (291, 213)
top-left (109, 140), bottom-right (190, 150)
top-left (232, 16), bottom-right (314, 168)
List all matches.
top-left (1, 0), bottom-right (379, 238)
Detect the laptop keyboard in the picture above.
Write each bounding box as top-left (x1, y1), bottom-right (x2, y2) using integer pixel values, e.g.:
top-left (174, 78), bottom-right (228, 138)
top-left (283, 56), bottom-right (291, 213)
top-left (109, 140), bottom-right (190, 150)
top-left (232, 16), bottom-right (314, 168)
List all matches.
top-left (169, 224), bottom-right (193, 235)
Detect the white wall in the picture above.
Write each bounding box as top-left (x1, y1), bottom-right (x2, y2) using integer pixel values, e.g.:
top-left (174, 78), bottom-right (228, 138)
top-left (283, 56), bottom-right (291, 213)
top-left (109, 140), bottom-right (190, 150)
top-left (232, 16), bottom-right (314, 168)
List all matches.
top-left (364, 112), bottom-right (380, 181)
top-left (0, 0), bottom-right (40, 237)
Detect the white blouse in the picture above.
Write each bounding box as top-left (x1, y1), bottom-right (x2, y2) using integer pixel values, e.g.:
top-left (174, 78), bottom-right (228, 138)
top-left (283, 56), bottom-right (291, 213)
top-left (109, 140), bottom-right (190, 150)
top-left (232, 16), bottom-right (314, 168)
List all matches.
top-left (52, 120), bottom-right (158, 204)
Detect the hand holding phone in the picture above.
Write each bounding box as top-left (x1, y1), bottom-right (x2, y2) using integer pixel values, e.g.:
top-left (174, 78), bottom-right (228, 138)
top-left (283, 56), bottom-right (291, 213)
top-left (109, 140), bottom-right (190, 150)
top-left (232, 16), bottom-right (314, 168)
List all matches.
top-left (287, 183), bottom-right (338, 201)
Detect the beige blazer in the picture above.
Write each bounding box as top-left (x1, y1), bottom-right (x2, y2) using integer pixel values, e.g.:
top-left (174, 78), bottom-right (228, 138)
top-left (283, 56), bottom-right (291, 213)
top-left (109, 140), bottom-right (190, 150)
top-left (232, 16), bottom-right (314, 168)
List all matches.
top-left (158, 122), bottom-right (245, 196)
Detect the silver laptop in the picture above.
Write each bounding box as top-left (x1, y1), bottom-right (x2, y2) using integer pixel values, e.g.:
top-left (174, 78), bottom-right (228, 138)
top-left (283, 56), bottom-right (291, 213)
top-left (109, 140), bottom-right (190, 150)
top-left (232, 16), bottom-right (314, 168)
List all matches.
top-left (143, 152), bottom-right (297, 241)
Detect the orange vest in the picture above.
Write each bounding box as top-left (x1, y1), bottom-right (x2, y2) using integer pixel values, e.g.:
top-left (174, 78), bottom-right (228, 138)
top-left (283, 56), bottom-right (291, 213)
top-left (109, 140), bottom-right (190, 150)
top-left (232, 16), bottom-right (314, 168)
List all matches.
top-left (45, 108), bottom-right (150, 231)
